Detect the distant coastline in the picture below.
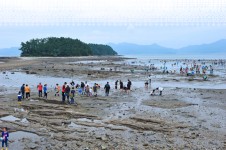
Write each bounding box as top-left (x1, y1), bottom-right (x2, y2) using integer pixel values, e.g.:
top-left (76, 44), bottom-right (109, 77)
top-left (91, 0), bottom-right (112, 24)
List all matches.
top-left (0, 39), bottom-right (225, 58)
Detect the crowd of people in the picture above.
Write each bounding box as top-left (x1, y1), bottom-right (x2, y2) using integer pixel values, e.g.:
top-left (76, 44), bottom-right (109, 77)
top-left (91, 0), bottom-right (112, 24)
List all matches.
top-left (16, 75), bottom-right (177, 105)
top-left (17, 80), bottom-right (132, 105)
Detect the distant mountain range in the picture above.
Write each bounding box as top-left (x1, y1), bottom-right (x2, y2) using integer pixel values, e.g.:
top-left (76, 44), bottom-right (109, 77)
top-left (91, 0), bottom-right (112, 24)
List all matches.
top-left (109, 39), bottom-right (226, 55)
top-left (0, 39), bottom-right (226, 57)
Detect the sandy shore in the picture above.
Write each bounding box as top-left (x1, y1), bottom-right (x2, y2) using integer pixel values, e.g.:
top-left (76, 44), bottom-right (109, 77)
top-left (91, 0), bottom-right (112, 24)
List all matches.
top-left (0, 56), bottom-right (226, 150)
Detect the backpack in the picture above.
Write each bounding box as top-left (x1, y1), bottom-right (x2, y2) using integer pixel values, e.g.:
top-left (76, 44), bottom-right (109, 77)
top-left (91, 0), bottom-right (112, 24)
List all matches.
top-left (81, 82), bottom-right (85, 87)
top-left (105, 84), bottom-right (110, 89)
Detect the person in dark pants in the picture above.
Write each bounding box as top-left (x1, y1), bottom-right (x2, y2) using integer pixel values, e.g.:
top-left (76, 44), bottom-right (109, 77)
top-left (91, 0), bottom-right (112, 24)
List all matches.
top-left (62, 82), bottom-right (67, 103)
top-left (120, 80), bottom-right (123, 90)
top-left (127, 79), bottom-right (132, 94)
top-left (43, 84), bottom-right (48, 99)
top-left (115, 80), bottom-right (118, 89)
top-left (37, 83), bottom-right (43, 97)
top-left (151, 87), bottom-right (164, 96)
top-left (65, 84), bottom-right (71, 103)
top-left (20, 84), bottom-right (25, 99)
top-left (145, 81), bottom-right (149, 88)
top-left (1, 127), bottom-right (9, 150)
top-left (104, 82), bottom-right (111, 96)
top-left (93, 83), bottom-right (97, 97)
top-left (25, 84), bottom-right (30, 100)
top-left (81, 82), bottom-right (85, 95)
top-left (18, 91), bottom-right (22, 105)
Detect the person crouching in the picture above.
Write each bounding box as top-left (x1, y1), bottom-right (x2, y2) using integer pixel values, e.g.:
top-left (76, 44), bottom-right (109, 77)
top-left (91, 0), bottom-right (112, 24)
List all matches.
top-left (151, 87), bottom-right (164, 96)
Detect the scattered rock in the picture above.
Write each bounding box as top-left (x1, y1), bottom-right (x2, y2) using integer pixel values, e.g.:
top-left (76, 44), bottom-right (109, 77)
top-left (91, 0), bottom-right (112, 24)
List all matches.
top-left (27, 143), bottom-right (38, 149)
top-left (101, 145), bottom-right (107, 150)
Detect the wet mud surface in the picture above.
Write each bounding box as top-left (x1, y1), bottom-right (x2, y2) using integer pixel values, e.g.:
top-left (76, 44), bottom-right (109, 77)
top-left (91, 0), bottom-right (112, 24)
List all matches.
top-left (0, 57), bottom-right (226, 150)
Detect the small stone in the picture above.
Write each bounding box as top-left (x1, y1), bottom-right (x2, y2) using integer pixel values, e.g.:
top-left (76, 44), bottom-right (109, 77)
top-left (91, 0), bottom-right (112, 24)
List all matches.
top-left (101, 136), bottom-right (107, 141)
top-left (101, 145), bottom-right (107, 150)
top-left (27, 143), bottom-right (38, 149)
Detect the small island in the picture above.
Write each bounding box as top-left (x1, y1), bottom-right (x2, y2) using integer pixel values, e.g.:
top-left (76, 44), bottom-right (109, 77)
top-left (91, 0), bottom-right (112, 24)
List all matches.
top-left (20, 37), bottom-right (117, 57)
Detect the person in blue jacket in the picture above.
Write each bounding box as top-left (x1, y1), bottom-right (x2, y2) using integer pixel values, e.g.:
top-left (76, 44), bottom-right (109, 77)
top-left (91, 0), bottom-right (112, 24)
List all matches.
top-left (1, 127), bottom-right (9, 150)
top-left (43, 84), bottom-right (48, 99)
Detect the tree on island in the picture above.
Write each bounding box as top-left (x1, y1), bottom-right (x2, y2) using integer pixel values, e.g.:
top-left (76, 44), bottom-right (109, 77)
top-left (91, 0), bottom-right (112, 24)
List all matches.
top-left (88, 44), bottom-right (117, 56)
top-left (20, 37), bottom-right (117, 57)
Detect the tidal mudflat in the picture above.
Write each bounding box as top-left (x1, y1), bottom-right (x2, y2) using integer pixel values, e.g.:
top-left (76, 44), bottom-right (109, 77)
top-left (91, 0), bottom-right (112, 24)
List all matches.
top-left (0, 56), bottom-right (226, 150)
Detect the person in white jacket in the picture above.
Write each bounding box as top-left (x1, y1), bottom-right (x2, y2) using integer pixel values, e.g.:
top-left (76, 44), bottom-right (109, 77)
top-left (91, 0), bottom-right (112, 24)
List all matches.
top-left (148, 75), bottom-right (152, 84)
top-left (151, 87), bottom-right (164, 96)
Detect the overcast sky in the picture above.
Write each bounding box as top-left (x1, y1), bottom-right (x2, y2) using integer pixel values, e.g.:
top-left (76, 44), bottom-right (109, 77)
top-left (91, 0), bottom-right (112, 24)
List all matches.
top-left (0, 0), bottom-right (226, 48)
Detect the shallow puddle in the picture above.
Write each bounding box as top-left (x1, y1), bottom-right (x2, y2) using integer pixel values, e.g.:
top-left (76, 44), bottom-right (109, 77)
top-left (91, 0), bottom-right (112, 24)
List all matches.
top-left (0, 115), bottom-right (20, 122)
top-left (9, 131), bottom-right (40, 150)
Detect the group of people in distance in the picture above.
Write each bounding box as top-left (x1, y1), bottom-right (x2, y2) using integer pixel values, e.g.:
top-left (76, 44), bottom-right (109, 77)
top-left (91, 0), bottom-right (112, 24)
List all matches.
top-left (144, 74), bottom-right (164, 96)
top-left (17, 76), bottom-right (165, 106)
top-left (17, 84), bottom-right (30, 105)
top-left (37, 83), bottom-right (48, 99)
top-left (115, 79), bottom-right (132, 94)
top-left (18, 83), bottom-right (48, 105)
top-left (60, 81), bottom-right (107, 104)
top-left (17, 81), bottom-right (113, 105)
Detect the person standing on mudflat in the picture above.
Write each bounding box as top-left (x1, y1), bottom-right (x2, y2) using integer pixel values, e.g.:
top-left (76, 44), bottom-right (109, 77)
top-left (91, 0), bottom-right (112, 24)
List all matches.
top-left (37, 83), bottom-right (43, 97)
top-left (43, 84), bottom-right (48, 99)
top-left (65, 84), bottom-right (71, 103)
top-left (120, 80), bottom-right (123, 90)
top-left (93, 83), bottom-right (98, 97)
top-left (115, 80), bottom-right (118, 89)
top-left (62, 82), bottom-right (67, 103)
top-left (81, 82), bottom-right (85, 95)
top-left (104, 82), bottom-right (111, 96)
top-left (54, 83), bottom-right (60, 96)
top-left (17, 91), bottom-right (22, 105)
top-left (127, 79), bottom-right (132, 93)
top-left (25, 84), bottom-right (30, 100)
top-left (1, 127), bottom-right (9, 150)
top-left (20, 84), bottom-right (25, 99)
top-left (148, 75), bottom-right (152, 85)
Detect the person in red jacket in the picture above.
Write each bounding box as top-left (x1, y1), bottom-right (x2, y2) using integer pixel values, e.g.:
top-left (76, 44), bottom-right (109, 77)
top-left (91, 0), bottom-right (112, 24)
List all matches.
top-left (62, 82), bottom-right (67, 103)
top-left (37, 83), bottom-right (43, 97)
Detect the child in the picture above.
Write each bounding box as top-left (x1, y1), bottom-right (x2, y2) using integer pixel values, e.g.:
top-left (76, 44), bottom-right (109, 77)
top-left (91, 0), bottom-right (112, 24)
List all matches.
top-left (1, 127), bottom-right (9, 150)
top-left (69, 93), bottom-right (75, 104)
top-left (78, 88), bottom-right (82, 95)
top-left (54, 84), bottom-right (60, 96)
top-left (18, 91), bottom-right (22, 105)
top-left (71, 87), bottom-right (76, 97)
